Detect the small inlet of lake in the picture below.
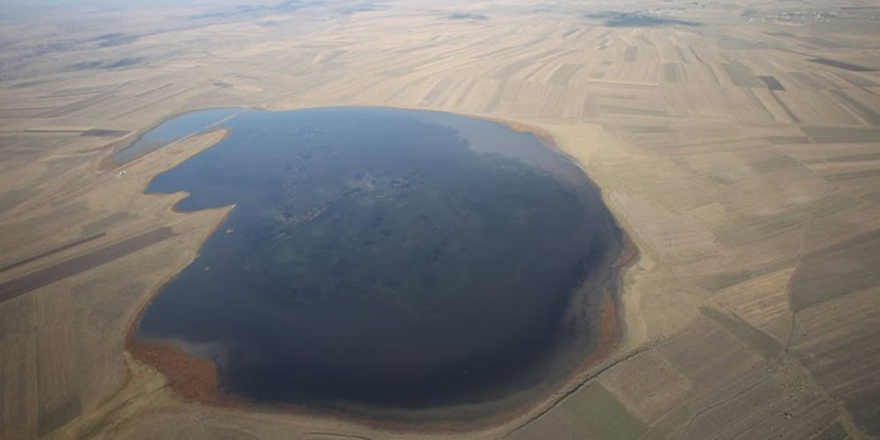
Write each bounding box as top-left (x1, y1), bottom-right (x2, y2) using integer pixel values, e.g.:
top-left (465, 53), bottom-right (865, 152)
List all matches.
top-left (128, 107), bottom-right (625, 423)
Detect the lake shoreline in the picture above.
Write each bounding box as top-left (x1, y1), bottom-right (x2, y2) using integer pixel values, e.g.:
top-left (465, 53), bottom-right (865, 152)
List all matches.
top-left (122, 107), bottom-right (638, 434)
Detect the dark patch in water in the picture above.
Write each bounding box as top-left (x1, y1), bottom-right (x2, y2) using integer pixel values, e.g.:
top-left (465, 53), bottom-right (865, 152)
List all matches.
top-left (92, 33), bottom-right (140, 47)
top-left (134, 107), bottom-right (620, 417)
top-left (447, 12), bottom-right (489, 21)
top-left (585, 11), bottom-right (702, 27)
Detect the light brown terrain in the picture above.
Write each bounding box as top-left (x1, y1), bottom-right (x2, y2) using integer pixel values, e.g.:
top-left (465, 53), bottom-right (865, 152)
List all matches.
top-left (1, 0), bottom-right (879, 439)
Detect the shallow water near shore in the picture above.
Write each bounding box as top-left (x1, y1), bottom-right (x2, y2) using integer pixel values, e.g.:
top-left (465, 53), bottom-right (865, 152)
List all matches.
top-left (132, 107), bottom-right (622, 420)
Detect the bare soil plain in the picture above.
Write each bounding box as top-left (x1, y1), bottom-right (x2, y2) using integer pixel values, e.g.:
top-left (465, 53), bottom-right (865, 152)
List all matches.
top-left (1, 0), bottom-right (879, 439)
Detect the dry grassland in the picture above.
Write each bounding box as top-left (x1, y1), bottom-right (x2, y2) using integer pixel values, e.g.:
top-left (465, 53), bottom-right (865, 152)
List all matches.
top-left (1, 0), bottom-right (879, 439)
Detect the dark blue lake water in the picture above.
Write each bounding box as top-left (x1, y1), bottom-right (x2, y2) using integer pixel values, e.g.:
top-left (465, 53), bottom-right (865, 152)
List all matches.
top-left (131, 107), bottom-right (620, 417)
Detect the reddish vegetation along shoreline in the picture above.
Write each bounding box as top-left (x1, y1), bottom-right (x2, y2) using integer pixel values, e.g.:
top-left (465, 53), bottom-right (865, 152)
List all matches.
top-left (569, 235), bottom-right (636, 382)
top-left (125, 340), bottom-right (240, 408)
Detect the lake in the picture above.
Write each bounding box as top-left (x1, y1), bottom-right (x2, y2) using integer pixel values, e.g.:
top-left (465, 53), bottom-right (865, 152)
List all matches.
top-left (130, 107), bottom-right (623, 421)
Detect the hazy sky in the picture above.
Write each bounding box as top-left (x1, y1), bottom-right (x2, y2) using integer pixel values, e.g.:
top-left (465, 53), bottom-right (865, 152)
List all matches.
top-left (0, 0), bottom-right (230, 8)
